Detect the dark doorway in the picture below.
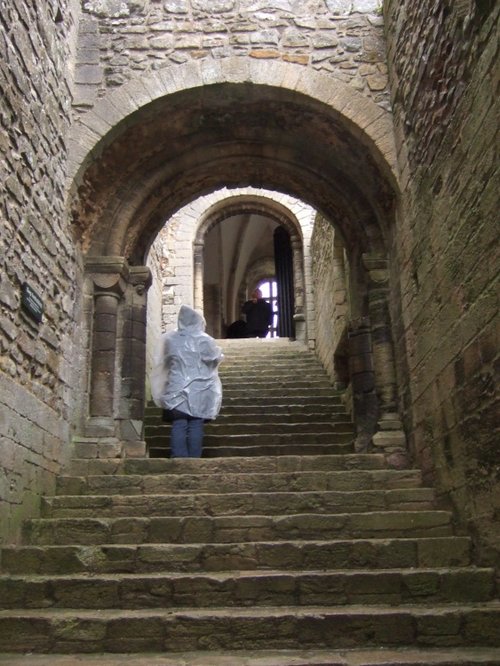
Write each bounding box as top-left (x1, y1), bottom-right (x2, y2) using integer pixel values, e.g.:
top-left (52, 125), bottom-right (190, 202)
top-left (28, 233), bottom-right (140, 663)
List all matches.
top-left (273, 226), bottom-right (295, 338)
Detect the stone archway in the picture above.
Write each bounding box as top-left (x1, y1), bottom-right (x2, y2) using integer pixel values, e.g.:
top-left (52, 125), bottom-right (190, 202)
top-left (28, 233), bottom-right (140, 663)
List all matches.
top-left (69, 59), bottom-right (404, 460)
top-left (193, 194), bottom-right (308, 342)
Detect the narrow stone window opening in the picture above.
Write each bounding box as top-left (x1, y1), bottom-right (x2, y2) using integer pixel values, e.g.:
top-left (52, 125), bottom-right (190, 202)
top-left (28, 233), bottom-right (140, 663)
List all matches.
top-left (257, 279), bottom-right (278, 338)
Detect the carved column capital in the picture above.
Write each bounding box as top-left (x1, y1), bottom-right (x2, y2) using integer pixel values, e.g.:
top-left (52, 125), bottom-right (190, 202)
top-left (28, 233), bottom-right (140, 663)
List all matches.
top-left (129, 266), bottom-right (152, 296)
top-left (85, 256), bottom-right (129, 298)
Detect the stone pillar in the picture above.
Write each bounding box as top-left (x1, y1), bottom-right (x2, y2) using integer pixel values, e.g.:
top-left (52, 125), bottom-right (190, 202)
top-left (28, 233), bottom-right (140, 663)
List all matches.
top-left (78, 257), bottom-right (152, 459)
top-left (363, 253), bottom-right (408, 466)
top-left (118, 266), bottom-right (152, 457)
top-left (291, 236), bottom-right (306, 342)
top-left (87, 259), bottom-right (127, 423)
top-left (193, 241), bottom-right (204, 312)
top-left (90, 291), bottom-right (121, 418)
top-left (348, 317), bottom-right (378, 453)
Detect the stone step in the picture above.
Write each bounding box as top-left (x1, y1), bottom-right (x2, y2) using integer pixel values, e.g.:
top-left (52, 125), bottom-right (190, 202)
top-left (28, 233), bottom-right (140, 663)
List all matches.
top-left (2, 647), bottom-right (500, 665)
top-left (220, 376), bottom-right (333, 388)
top-left (219, 368), bottom-right (331, 378)
top-left (0, 567), bottom-right (495, 610)
top-left (41, 488), bottom-right (436, 518)
top-left (145, 422), bottom-right (354, 436)
top-left (221, 387), bottom-right (339, 398)
top-left (0, 536), bottom-right (475, 575)
top-left (220, 402), bottom-right (346, 412)
top-left (146, 412), bottom-right (353, 425)
top-left (220, 358), bottom-right (328, 368)
top-left (146, 433), bottom-right (354, 452)
top-left (145, 398), bottom-right (346, 412)
top-left (67, 453), bottom-right (388, 476)
top-left (0, 604), bottom-right (498, 653)
top-left (148, 442), bottom-right (353, 458)
top-left (220, 396), bottom-right (345, 406)
top-left (24, 511), bottom-right (454, 546)
top-left (55, 469), bottom-right (424, 496)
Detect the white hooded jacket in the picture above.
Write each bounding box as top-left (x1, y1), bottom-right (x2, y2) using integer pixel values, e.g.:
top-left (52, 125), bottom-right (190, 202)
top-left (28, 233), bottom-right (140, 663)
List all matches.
top-left (150, 305), bottom-right (223, 420)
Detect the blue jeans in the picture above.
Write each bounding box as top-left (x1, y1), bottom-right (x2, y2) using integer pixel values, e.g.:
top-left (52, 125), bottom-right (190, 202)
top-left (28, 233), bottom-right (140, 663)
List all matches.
top-left (170, 415), bottom-right (204, 458)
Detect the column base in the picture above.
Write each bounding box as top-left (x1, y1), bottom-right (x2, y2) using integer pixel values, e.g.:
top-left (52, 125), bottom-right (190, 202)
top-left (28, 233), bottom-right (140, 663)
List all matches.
top-left (372, 418), bottom-right (409, 469)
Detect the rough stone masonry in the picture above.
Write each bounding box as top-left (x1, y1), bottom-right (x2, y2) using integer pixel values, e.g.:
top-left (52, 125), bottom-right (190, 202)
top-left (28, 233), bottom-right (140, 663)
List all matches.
top-left (0, 0), bottom-right (498, 569)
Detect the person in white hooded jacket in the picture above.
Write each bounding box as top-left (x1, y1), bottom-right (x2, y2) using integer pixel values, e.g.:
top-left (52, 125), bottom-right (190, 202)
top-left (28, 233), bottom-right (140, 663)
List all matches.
top-left (150, 305), bottom-right (223, 458)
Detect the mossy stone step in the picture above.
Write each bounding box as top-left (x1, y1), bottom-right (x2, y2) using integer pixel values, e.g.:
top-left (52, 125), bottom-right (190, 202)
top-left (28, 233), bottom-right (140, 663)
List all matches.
top-left (42, 487), bottom-right (436, 518)
top-left (55, 469), bottom-right (425, 496)
top-left (148, 442), bottom-right (354, 458)
top-left (67, 453), bottom-right (388, 476)
top-left (0, 567), bottom-right (495, 610)
top-left (0, 604), bottom-right (498, 653)
top-left (24, 510), bottom-right (454, 546)
top-left (0, 536), bottom-right (475, 575)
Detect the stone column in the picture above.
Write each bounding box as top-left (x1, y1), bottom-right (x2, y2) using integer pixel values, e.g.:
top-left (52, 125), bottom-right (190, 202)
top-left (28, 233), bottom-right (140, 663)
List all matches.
top-left (348, 317), bottom-right (378, 452)
top-left (77, 257), bottom-right (128, 458)
top-left (291, 236), bottom-right (306, 342)
top-left (363, 253), bottom-right (408, 466)
top-left (118, 266), bottom-right (152, 457)
top-left (193, 241), bottom-right (204, 312)
top-left (87, 259), bottom-right (128, 423)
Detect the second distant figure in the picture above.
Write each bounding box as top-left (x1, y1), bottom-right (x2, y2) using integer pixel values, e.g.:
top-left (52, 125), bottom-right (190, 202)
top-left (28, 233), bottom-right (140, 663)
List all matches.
top-left (242, 288), bottom-right (273, 338)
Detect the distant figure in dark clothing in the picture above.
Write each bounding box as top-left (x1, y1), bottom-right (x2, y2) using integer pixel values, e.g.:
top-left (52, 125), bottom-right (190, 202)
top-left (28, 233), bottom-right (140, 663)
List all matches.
top-left (226, 319), bottom-right (248, 338)
top-left (242, 288), bottom-right (273, 338)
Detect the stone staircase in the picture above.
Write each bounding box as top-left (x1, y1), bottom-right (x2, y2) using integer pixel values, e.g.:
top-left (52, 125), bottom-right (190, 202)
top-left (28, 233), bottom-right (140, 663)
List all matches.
top-left (145, 338), bottom-right (355, 458)
top-left (0, 339), bottom-right (499, 665)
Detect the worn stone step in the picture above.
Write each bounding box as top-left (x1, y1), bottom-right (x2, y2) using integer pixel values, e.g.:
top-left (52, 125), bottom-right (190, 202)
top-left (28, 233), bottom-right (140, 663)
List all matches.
top-left (145, 398), bottom-right (346, 412)
top-left (222, 387), bottom-right (339, 398)
top-left (219, 368), bottom-right (331, 378)
top-left (0, 536), bottom-right (475, 575)
top-left (145, 422), bottom-right (354, 436)
top-left (221, 396), bottom-right (345, 407)
top-left (24, 511), bottom-right (454, 546)
top-left (146, 433), bottom-right (354, 451)
top-left (2, 647), bottom-right (500, 665)
top-left (55, 469), bottom-right (424, 496)
top-left (201, 431), bottom-right (353, 444)
top-left (220, 360), bottom-right (329, 371)
top-left (147, 430), bottom-right (354, 458)
top-left (67, 453), bottom-right (388, 477)
top-left (0, 604), bottom-right (498, 653)
top-left (220, 398), bottom-right (347, 412)
top-left (148, 442), bottom-right (354, 458)
top-left (220, 377), bottom-right (333, 388)
top-left (189, 412), bottom-right (353, 425)
top-left (0, 567), bottom-right (495, 610)
top-left (42, 488), bottom-right (436, 518)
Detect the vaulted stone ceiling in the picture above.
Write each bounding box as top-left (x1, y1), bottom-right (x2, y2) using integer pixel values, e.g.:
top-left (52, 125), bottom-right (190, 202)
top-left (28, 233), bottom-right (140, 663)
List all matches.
top-left (71, 83), bottom-right (396, 262)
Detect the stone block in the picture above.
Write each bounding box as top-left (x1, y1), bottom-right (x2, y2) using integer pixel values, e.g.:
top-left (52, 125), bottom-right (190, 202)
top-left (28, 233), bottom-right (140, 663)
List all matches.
top-left (372, 429), bottom-right (406, 449)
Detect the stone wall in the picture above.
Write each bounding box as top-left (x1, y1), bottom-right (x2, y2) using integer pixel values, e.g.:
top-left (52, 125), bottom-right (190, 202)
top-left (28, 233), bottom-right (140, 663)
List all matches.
top-left (0, 1), bottom-right (80, 543)
top-left (385, 0), bottom-right (499, 561)
top-left (74, 0), bottom-right (389, 111)
top-left (310, 215), bottom-right (349, 384)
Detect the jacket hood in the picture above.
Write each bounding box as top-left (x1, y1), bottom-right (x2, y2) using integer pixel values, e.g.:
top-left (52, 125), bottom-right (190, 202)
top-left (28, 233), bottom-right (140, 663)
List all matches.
top-left (177, 305), bottom-right (206, 334)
